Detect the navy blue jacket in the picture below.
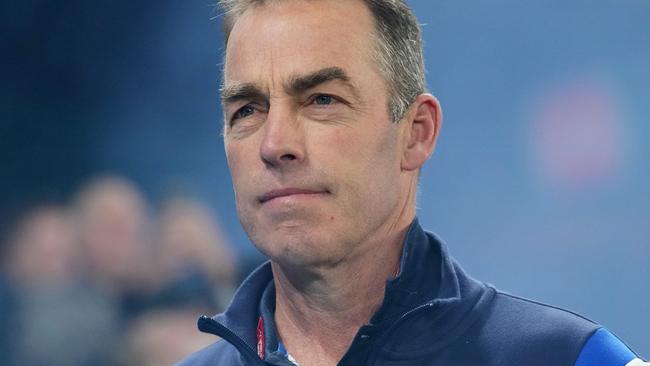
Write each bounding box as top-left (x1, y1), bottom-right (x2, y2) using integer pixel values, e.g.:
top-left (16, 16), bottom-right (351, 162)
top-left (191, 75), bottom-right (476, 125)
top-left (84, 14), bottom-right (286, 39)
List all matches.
top-left (176, 219), bottom-right (644, 365)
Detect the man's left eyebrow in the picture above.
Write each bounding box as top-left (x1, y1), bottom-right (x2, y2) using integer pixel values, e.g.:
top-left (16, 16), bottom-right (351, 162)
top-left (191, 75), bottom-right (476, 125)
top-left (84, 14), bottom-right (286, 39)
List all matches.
top-left (285, 67), bottom-right (358, 97)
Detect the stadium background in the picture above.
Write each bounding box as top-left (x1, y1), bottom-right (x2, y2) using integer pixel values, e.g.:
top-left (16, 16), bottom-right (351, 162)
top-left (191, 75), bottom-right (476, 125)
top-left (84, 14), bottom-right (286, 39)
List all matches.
top-left (2, 0), bottom-right (648, 363)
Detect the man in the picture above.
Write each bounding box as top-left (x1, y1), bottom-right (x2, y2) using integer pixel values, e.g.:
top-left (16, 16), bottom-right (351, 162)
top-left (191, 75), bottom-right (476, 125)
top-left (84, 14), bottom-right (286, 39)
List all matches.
top-left (177, 0), bottom-right (645, 365)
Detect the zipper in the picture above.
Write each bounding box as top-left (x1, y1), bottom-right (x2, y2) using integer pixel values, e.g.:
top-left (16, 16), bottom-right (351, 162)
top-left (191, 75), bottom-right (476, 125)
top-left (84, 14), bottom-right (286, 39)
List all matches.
top-left (198, 315), bottom-right (268, 366)
top-left (365, 302), bottom-right (439, 366)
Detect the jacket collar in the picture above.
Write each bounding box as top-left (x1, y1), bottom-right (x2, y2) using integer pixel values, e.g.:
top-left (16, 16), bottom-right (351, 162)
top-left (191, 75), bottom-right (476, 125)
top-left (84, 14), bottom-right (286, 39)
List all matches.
top-left (371, 217), bottom-right (452, 325)
top-left (207, 259), bottom-right (274, 352)
top-left (199, 218), bottom-right (488, 362)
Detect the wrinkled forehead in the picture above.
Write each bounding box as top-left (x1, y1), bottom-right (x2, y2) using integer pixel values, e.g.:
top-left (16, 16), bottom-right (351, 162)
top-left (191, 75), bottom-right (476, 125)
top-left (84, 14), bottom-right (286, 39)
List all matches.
top-left (223, 0), bottom-right (378, 90)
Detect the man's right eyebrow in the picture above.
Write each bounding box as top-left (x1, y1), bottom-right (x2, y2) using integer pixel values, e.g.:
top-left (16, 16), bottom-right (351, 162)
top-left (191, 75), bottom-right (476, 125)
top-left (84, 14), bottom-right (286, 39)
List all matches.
top-left (220, 83), bottom-right (268, 104)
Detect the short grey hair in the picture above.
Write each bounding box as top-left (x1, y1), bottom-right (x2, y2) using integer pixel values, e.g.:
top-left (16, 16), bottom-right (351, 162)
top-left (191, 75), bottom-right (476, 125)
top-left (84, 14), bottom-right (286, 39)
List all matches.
top-left (218, 0), bottom-right (426, 122)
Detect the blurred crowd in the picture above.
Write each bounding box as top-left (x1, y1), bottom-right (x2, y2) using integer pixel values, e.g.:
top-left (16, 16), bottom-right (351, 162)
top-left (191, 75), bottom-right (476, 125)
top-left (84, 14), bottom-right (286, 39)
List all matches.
top-left (0, 175), bottom-right (239, 366)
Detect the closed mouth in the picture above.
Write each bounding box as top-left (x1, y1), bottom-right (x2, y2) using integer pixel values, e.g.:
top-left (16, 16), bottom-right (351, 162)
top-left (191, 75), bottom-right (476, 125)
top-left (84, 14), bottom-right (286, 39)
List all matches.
top-left (258, 188), bottom-right (328, 204)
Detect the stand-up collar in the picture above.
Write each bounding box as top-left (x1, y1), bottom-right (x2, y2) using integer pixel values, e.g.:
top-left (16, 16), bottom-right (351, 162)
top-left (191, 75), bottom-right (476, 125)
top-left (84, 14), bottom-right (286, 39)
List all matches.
top-left (370, 217), bottom-right (449, 324)
top-left (199, 218), bottom-right (491, 364)
top-left (206, 262), bottom-right (274, 353)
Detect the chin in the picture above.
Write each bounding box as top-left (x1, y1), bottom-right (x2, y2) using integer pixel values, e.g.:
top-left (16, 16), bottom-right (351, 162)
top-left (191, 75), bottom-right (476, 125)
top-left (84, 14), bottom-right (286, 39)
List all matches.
top-left (240, 206), bottom-right (348, 265)
top-left (253, 229), bottom-right (342, 268)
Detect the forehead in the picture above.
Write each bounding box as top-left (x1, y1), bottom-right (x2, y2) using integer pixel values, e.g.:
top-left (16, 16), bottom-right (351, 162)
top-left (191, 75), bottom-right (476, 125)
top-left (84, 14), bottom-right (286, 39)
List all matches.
top-left (224, 0), bottom-right (377, 88)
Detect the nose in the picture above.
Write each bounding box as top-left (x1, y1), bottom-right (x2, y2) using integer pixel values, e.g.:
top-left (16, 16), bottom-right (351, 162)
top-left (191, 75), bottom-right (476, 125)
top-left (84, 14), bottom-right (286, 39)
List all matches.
top-left (259, 106), bottom-right (305, 168)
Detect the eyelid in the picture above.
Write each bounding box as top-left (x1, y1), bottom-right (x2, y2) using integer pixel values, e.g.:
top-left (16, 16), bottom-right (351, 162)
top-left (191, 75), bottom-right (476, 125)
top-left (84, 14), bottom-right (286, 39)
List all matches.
top-left (228, 102), bottom-right (264, 125)
top-left (226, 103), bottom-right (255, 127)
top-left (228, 104), bottom-right (247, 121)
top-left (306, 93), bottom-right (347, 106)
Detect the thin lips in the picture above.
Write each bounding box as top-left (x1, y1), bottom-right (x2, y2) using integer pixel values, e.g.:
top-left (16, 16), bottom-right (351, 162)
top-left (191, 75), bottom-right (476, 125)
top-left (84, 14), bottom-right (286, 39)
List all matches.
top-left (259, 188), bottom-right (326, 203)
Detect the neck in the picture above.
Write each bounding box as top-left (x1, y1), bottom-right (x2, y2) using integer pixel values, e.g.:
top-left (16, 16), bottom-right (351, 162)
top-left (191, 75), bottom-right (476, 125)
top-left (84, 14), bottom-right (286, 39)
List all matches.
top-left (271, 217), bottom-right (411, 366)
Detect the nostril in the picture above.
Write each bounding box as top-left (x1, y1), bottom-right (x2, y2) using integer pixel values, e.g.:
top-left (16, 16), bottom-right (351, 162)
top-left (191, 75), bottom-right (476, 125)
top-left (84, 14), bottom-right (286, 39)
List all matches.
top-left (260, 152), bottom-right (298, 168)
top-left (280, 154), bottom-right (297, 161)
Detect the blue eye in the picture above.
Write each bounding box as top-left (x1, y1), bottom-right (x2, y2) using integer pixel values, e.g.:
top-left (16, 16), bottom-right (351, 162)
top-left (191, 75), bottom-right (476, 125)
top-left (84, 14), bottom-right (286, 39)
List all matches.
top-left (234, 105), bottom-right (255, 120)
top-left (313, 95), bottom-right (334, 105)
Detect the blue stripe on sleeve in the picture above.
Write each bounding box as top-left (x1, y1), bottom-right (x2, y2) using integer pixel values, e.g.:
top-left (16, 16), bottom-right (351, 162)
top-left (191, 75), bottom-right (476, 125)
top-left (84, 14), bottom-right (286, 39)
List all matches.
top-left (574, 328), bottom-right (637, 366)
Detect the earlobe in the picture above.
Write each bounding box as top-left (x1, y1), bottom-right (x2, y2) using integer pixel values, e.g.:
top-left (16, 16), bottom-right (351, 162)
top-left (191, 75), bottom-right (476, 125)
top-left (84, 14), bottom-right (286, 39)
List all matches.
top-left (401, 93), bottom-right (442, 171)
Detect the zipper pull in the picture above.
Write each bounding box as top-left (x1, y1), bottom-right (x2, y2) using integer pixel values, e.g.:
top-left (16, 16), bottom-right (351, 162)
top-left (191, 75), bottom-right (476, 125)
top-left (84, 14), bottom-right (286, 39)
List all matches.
top-left (197, 315), bottom-right (268, 366)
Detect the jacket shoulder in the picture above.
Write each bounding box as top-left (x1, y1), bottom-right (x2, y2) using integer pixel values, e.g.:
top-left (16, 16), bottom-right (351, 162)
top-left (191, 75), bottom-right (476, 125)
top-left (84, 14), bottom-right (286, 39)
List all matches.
top-left (490, 291), bottom-right (601, 340)
top-left (173, 339), bottom-right (240, 366)
top-left (491, 291), bottom-right (599, 334)
top-left (574, 328), bottom-right (641, 366)
top-left (468, 290), bottom-right (601, 364)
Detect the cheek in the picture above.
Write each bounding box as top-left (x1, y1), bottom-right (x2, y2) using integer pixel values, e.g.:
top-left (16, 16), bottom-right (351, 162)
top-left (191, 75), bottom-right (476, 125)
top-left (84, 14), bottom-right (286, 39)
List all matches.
top-left (325, 127), bottom-right (373, 160)
top-left (357, 130), bottom-right (403, 199)
top-left (326, 127), bottom-right (401, 196)
top-left (226, 137), bottom-right (257, 171)
top-left (225, 143), bottom-right (253, 197)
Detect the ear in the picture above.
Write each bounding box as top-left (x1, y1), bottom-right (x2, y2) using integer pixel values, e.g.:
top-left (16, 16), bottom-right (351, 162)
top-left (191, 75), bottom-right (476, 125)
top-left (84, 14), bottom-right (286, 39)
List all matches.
top-left (401, 93), bottom-right (442, 171)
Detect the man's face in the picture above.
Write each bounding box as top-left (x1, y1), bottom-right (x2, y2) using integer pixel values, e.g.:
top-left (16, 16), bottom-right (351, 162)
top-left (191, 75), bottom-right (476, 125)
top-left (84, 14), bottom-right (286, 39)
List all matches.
top-left (223, 0), bottom-right (411, 267)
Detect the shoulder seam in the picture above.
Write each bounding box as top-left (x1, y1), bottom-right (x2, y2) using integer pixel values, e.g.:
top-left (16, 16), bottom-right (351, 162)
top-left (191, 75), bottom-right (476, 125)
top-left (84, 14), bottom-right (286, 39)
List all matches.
top-left (570, 328), bottom-right (642, 366)
top-left (493, 290), bottom-right (604, 366)
top-left (494, 290), bottom-right (599, 325)
top-left (570, 327), bottom-right (602, 366)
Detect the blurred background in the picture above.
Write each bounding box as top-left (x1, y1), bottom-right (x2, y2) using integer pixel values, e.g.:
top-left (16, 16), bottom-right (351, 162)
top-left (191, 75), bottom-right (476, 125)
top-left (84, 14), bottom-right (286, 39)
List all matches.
top-left (1, 0), bottom-right (648, 364)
